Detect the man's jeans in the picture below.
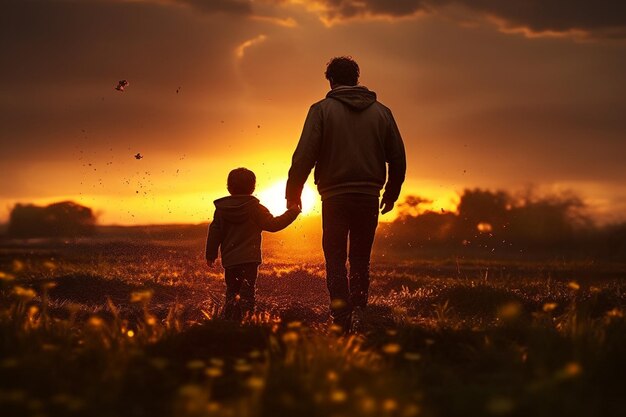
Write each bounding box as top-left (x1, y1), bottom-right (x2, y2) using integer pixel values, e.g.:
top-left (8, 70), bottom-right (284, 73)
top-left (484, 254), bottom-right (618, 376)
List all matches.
top-left (224, 262), bottom-right (258, 320)
top-left (322, 194), bottom-right (379, 328)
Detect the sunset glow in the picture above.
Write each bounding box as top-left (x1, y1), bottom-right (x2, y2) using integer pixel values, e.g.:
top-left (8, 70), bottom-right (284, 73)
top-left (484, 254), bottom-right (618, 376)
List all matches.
top-left (258, 182), bottom-right (319, 216)
top-left (1, 0), bottom-right (625, 226)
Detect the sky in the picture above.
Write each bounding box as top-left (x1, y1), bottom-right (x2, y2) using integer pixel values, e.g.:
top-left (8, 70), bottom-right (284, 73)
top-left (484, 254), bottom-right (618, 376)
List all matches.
top-left (1, 0), bottom-right (625, 225)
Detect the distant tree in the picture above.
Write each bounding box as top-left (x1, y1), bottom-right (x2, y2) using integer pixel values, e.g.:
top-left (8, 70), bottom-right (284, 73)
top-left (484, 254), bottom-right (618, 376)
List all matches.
top-left (405, 211), bottom-right (457, 243)
top-left (506, 191), bottom-right (590, 246)
top-left (385, 188), bottom-right (602, 256)
top-left (455, 188), bottom-right (510, 238)
top-left (397, 195), bottom-right (432, 219)
top-left (8, 201), bottom-right (96, 238)
top-left (604, 223), bottom-right (626, 260)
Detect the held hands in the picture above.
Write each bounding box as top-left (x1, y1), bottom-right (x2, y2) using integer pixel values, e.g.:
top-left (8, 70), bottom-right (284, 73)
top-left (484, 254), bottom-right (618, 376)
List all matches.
top-left (286, 197), bottom-right (302, 212)
top-left (288, 204), bottom-right (302, 214)
top-left (380, 199), bottom-right (394, 215)
top-left (287, 196), bottom-right (394, 213)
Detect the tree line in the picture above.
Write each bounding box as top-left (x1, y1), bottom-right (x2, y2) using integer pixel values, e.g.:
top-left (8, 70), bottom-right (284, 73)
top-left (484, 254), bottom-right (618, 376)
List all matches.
top-left (381, 188), bottom-right (626, 260)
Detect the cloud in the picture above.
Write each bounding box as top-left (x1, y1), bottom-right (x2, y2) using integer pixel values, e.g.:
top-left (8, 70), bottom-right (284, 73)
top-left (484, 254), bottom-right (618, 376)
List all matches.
top-left (295, 0), bottom-right (430, 24)
top-left (291, 0), bottom-right (626, 39)
top-left (251, 15), bottom-right (298, 28)
top-left (235, 34), bottom-right (268, 58)
top-left (147, 0), bottom-right (300, 27)
top-left (32, 0), bottom-right (254, 15)
top-left (160, 0), bottom-right (253, 15)
top-left (34, 0), bottom-right (625, 38)
top-left (457, 0), bottom-right (626, 39)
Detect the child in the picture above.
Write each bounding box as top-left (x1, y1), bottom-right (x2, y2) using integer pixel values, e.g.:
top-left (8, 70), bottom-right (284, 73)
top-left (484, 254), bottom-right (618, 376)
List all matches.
top-left (206, 167), bottom-right (300, 320)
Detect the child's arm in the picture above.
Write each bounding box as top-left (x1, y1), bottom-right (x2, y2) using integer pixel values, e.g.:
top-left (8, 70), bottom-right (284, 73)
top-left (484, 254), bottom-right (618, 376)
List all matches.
top-left (256, 204), bottom-right (300, 232)
top-left (205, 212), bottom-right (223, 265)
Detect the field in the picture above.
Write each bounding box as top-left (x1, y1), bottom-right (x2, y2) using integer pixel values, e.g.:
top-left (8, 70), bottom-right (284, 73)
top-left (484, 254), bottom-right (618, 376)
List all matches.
top-left (1, 227), bottom-right (625, 417)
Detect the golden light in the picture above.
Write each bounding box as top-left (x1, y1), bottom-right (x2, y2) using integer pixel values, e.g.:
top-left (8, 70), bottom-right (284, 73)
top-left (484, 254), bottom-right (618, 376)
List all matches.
top-left (257, 181), bottom-right (319, 216)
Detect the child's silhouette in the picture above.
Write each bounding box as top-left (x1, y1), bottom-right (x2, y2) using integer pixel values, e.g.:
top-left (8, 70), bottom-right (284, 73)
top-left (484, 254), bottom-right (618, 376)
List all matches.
top-left (206, 168), bottom-right (300, 320)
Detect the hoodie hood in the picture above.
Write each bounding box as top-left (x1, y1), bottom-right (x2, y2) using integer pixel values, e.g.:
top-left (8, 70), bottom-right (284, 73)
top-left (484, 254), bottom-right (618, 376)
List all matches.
top-left (326, 85), bottom-right (377, 111)
top-left (214, 195), bottom-right (259, 224)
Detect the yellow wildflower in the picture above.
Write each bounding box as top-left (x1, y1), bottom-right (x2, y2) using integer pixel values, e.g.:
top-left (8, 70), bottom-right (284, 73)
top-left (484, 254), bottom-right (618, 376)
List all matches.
top-left (0, 271), bottom-right (15, 281)
top-left (12, 260), bottom-right (25, 272)
top-left (330, 390), bottom-right (347, 403)
top-left (247, 376), bottom-right (265, 390)
top-left (205, 367), bottom-right (223, 378)
top-left (13, 286), bottom-right (36, 300)
top-left (88, 316), bottom-right (104, 328)
top-left (497, 302), bottom-right (522, 320)
top-left (130, 290), bottom-right (153, 303)
top-left (383, 399), bottom-right (398, 412)
top-left (542, 302), bottom-right (558, 312)
top-left (382, 343), bottom-right (402, 355)
top-left (282, 331), bottom-right (299, 344)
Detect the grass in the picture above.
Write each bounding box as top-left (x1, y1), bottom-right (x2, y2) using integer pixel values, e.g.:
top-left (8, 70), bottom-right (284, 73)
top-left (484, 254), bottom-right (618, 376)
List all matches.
top-left (0, 236), bottom-right (625, 417)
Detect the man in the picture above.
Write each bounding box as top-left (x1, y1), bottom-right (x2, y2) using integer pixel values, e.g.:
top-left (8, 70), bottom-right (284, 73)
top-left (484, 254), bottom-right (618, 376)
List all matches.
top-left (286, 56), bottom-right (406, 331)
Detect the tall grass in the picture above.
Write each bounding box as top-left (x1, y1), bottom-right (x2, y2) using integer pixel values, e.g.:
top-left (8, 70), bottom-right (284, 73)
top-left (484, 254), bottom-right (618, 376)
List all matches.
top-left (1, 245), bottom-right (625, 417)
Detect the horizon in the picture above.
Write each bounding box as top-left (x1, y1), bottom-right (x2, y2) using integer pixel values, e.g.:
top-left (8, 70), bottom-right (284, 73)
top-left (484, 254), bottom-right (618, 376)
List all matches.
top-left (2, 182), bottom-right (624, 229)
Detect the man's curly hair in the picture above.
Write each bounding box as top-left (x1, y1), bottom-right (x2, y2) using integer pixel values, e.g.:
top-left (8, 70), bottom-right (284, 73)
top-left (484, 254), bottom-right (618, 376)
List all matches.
top-left (325, 56), bottom-right (360, 86)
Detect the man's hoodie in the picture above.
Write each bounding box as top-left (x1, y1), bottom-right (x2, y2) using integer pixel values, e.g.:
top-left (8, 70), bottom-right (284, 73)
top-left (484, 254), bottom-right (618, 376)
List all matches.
top-left (287, 85), bottom-right (406, 203)
top-left (205, 195), bottom-right (299, 268)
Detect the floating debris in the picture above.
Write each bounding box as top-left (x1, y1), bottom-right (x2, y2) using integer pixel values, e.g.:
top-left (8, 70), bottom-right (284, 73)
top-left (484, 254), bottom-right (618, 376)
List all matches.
top-left (115, 79), bottom-right (129, 92)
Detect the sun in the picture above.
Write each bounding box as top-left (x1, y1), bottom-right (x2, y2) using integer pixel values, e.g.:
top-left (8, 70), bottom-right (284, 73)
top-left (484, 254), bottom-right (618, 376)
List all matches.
top-left (257, 181), bottom-right (319, 216)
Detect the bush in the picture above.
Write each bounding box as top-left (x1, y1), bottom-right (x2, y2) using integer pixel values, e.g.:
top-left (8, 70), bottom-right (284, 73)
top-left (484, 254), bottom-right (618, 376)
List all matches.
top-left (8, 201), bottom-right (96, 238)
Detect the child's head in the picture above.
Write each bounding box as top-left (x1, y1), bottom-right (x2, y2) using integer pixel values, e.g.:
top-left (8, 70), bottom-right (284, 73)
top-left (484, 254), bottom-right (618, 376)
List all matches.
top-left (227, 168), bottom-right (256, 195)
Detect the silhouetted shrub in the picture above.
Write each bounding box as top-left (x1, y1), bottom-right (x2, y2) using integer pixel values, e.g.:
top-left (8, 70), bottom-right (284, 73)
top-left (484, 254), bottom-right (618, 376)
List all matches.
top-left (456, 188), bottom-right (509, 237)
top-left (8, 201), bottom-right (96, 238)
top-left (386, 189), bottom-right (626, 260)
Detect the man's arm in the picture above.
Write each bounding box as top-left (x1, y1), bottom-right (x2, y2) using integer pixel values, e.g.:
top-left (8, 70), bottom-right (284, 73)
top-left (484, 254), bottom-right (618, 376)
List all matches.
top-left (256, 204), bottom-right (300, 232)
top-left (286, 104), bottom-right (323, 208)
top-left (205, 212), bottom-right (222, 264)
top-left (381, 110), bottom-right (407, 214)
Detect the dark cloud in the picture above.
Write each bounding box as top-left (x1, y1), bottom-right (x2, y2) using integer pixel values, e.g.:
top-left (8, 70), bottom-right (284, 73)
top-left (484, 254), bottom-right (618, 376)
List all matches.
top-left (357, 0), bottom-right (433, 16)
top-left (459, 0), bottom-right (626, 37)
top-left (6, 0), bottom-right (254, 16)
top-left (169, 0), bottom-right (253, 15)
top-left (314, 0), bottom-right (430, 21)
top-left (33, 0), bottom-right (625, 38)
top-left (307, 0), bottom-right (626, 39)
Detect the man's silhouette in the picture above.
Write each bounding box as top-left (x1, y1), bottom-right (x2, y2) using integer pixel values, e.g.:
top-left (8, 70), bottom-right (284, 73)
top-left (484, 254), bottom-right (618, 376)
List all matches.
top-left (286, 56), bottom-right (406, 331)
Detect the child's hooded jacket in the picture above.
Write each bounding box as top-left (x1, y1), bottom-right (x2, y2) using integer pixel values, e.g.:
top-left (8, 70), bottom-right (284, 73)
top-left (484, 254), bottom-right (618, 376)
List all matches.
top-left (205, 195), bottom-right (298, 267)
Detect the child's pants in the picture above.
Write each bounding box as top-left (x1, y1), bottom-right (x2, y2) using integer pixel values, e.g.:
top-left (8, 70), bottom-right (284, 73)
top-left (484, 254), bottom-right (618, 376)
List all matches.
top-left (224, 262), bottom-right (259, 320)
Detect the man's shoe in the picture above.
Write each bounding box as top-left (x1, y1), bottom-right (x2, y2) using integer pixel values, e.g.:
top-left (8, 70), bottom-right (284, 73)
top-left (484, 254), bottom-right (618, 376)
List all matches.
top-left (350, 306), bottom-right (365, 333)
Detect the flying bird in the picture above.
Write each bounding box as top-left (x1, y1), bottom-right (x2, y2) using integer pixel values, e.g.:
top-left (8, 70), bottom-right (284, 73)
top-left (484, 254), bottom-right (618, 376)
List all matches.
top-left (115, 80), bottom-right (129, 92)
top-left (134, 153), bottom-right (143, 160)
